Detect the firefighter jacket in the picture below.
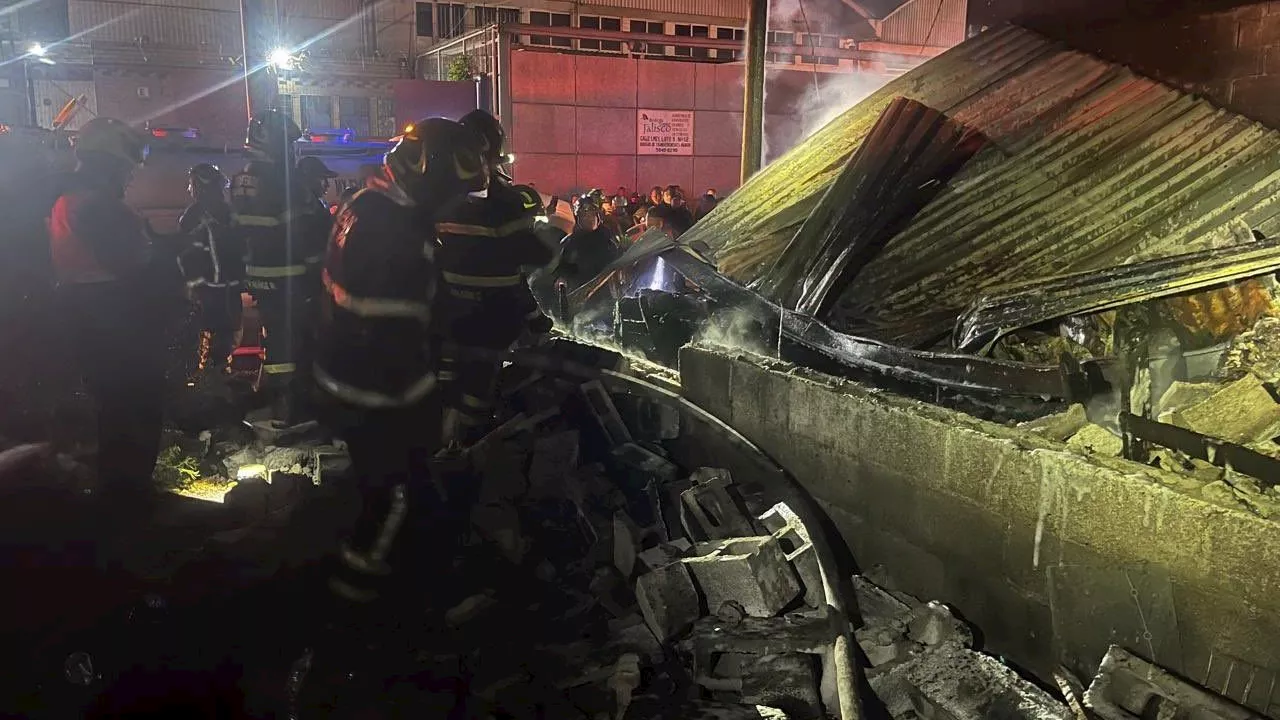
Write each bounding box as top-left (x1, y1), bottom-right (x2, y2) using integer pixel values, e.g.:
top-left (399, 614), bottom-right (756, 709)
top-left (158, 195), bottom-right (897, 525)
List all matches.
top-left (177, 199), bottom-right (246, 289)
top-left (434, 183), bottom-right (554, 315)
top-left (230, 159), bottom-right (330, 293)
top-left (48, 172), bottom-right (151, 287)
top-left (314, 187), bottom-right (439, 411)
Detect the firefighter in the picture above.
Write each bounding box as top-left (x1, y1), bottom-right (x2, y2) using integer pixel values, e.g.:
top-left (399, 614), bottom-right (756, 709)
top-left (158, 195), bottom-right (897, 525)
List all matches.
top-left (177, 163), bottom-right (245, 384)
top-left (48, 117), bottom-right (167, 514)
top-left (297, 155), bottom-right (338, 212)
top-left (231, 109), bottom-right (331, 425)
top-left (439, 111), bottom-right (558, 444)
top-left (313, 117), bottom-right (486, 609)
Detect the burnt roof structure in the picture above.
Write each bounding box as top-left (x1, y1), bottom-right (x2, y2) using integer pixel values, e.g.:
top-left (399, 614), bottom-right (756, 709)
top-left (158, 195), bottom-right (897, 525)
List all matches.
top-left (684, 25), bottom-right (1280, 349)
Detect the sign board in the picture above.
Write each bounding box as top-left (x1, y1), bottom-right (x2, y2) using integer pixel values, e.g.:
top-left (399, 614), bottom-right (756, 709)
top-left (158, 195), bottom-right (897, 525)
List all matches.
top-left (637, 109), bottom-right (693, 155)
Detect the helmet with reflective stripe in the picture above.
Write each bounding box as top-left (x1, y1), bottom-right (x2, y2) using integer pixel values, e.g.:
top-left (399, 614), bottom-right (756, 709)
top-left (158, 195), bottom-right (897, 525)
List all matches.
top-left (188, 162), bottom-right (229, 191)
top-left (459, 109), bottom-right (506, 165)
top-left (384, 118), bottom-right (487, 204)
top-left (246, 108), bottom-right (302, 157)
top-left (75, 117), bottom-right (148, 166)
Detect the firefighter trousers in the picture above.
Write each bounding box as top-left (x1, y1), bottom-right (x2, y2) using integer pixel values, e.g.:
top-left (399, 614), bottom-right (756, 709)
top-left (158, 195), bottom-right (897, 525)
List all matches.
top-left (57, 281), bottom-right (166, 502)
top-left (437, 288), bottom-right (535, 443)
top-left (193, 284), bottom-right (243, 375)
top-left (327, 402), bottom-right (445, 607)
top-left (251, 277), bottom-right (314, 418)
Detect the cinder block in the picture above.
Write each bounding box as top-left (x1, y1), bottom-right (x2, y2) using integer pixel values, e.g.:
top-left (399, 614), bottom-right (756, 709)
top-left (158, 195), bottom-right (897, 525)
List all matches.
top-left (681, 467), bottom-right (755, 540)
top-left (740, 653), bottom-right (823, 719)
top-left (683, 535), bottom-right (801, 618)
top-left (580, 380), bottom-right (632, 446)
top-left (612, 442), bottom-right (678, 484)
top-left (759, 503), bottom-right (824, 609)
top-left (635, 561), bottom-right (702, 640)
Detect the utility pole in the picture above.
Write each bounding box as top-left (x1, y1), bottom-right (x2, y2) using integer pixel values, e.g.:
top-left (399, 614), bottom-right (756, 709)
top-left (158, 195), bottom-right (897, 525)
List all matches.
top-left (238, 0), bottom-right (252, 123)
top-left (740, 0), bottom-right (767, 184)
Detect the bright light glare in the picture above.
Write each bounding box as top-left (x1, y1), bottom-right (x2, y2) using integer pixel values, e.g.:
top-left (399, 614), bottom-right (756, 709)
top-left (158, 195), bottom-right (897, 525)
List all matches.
top-left (403, 123), bottom-right (414, 133)
top-left (269, 47), bottom-right (293, 70)
top-left (506, 153), bottom-right (517, 163)
top-left (27, 43), bottom-right (46, 57)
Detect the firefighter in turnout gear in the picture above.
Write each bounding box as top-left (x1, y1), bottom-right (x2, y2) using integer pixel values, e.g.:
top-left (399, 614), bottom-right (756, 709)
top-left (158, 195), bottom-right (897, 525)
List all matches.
top-left (296, 154), bottom-right (338, 213)
top-left (438, 111), bottom-right (558, 444)
top-left (314, 117), bottom-right (487, 609)
top-left (48, 118), bottom-right (169, 518)
top-left (231, 109), bottom-right (331, 424)
top-left (178, 163), bottom-right (245, 383)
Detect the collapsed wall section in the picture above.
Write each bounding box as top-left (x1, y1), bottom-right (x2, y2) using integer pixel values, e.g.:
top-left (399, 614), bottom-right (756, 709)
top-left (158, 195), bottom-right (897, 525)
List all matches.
top-left (679, 344), bottom-right (1280, 716)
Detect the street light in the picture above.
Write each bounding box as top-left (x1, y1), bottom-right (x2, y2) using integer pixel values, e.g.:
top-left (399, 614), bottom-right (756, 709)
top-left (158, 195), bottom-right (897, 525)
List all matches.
top-left (269, 47), bottom-right (294, 70)
top-left (27, 43), bottom-right (45, 57)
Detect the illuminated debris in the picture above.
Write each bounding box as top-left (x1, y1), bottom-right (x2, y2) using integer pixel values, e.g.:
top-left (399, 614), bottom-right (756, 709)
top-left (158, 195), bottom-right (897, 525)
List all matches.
top-left (1066, 424), bottom-right (1123, 457)
top-left (1018, 404), bottom-right (1088, 442)
top-left (1217, 316), bottom-right (1280, 385)
top-left (683, 536), bottom-right (801, 618)
top-left (634, 560), bottom-right (700, 640)
top-left (637, 538), bottom-right (694, 572)
top-left (612, 442), bottom-right (679, 485)
top-left (1164, 374), bottom-right (1280, 445)
top-left (1156, 381), bottom-right (1220, 420)
top-left (1085, 645), bottom-right (1257, 720)
top-left (758, 503), bottom-right (823, 609)
top-left (738, 654), bottom-right (823, 720)
top-left (682, 468), bottom-right (756, 540)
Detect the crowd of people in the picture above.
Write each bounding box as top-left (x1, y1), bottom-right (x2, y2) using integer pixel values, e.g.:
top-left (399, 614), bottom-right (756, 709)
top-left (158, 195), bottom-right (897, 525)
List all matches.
top-left (566, 184), bottom-right (719, 240)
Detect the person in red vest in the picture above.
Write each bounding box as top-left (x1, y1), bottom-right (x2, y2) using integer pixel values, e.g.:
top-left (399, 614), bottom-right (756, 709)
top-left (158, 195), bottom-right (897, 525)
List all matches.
top-left (48, 117), bottom-right (169, 520)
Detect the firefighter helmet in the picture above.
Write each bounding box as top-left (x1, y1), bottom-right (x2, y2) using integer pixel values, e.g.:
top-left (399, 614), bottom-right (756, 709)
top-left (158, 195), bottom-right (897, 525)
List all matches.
top-left (459, 109), bottom-right (506, 164)
top-left (188, 162), bottom-right (229, 191)
top-left (384, 117), bottom-right (487, 203)
top-left (74, 117), bottom-right (148, 166)
top-left (246, 108), bottom-right (302, 156)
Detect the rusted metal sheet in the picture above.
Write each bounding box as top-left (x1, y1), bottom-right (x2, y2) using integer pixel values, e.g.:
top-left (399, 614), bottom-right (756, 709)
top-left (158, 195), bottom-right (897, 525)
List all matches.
top-left (685, 25), bottom-right (1280, 349)
top-left (874, 0), bottom-right (966, 47)
top-left (758, 96), bottom-right (987, 315)
top-left (953, 238), bottom-right (1280, 355)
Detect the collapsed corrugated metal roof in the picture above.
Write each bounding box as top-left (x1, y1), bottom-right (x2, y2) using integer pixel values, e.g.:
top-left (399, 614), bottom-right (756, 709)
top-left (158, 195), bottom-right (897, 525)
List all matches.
top-left (684, 25), bottom-right (1280, 349)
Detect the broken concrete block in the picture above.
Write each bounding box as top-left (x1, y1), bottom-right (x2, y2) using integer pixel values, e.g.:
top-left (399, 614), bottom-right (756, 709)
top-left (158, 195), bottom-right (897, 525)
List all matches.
top-left (1166, 373), bottom-right (1280, 445)
top-left (638, 538), bottom-right (694, 571)
top-left (1019, 403), bottom-right (1088, 442)
top-left (1066, 424), bottom-right (1123, 457)
top-left (681, 468), bottom-right (756, 540)
top-left (1085, 645), bottom-right (1256, 720)
top-left (905, 601), bottom-right (972, 649)
top-left (739, 653), bottom-right (823, 719)
top-left (528, 430), bottom-right (580, 497)
top-left (1217, 316), bottom-right (1280, 385)
top-left (683, 535), bottom-right (801, 618)
top-left (1156, 380), bottom-right (1220, 419)
top-left (612, 443), bottom-right (679, 484)
top-left (313, 446), bottom-right (351, 486)
top-left (613, 511), bottom-right (639, 578)
top-left (580, 380), bottom-right (633, 446)
top-left (759, 503), bottom-right (824, 609)
top-left (635, 560), bottom-right (701, 641)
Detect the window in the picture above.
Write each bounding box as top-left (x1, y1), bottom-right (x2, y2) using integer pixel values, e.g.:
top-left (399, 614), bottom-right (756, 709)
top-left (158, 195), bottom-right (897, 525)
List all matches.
top-left (474, 6), bottom-right (520, 27)
top-left (300, 95), bottom-right (332, 130)
top-left (415, 2), bottom-right (433, 37)
top-left (529, 11), bottom-right (571, 47)
top-left (339, 96), bottom-right (371, 137)
top-left (579, 15), bottom-right (622, 52)
top-left (373, 97), bottom-right (396, 137)
top-left (277, 94), bottom-right (295, 123)
top-left (767, 30), bottom-right (795, 64)
top-left (629, 20), bottom-right (665, 56)
top-left (436, 3), bottom-right (466, 39)
top-left (715, 27), bottom-right (744, 60)
top-left (800, 33), bottom-right (839, 65)
top-left (674, 23), bottom-right (709, 59)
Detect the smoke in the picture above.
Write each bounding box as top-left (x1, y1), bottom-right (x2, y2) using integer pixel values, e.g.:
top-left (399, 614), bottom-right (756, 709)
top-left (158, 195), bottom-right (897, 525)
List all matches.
top-left (692, 307), bottom-right (778, 359)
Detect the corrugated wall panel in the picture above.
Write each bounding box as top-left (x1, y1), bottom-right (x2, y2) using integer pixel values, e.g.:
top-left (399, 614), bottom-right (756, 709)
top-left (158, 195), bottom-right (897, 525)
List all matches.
top-left (877, 0), bottom-right (966, 47)
top-left (587, 0), bottom-right (746, 22)
top-left (32, 79), bottom-right (97, 130)
top-left (70, 1), bottom-right (239, 48)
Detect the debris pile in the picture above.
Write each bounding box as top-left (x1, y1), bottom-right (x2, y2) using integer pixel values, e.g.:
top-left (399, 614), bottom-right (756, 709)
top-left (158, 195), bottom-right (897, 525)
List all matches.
top-left (372, 365), bottom-right (860, 720)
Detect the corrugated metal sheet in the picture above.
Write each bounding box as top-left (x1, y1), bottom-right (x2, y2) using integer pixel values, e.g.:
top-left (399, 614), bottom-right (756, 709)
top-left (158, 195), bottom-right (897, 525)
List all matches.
top-left (586, 0), bottom-right (747, 22)
top-left (70, 0), bottom-right (238, 48)
top-left (32, 79), bottom-right (97, 131)
top-left (875, 0), bottom-right (966, 47)
top-left (684, 25), bottom-right (1280, 348)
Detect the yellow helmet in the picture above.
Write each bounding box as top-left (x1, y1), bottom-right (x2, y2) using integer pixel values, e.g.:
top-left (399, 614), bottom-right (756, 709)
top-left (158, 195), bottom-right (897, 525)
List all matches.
top-left (74, 117), bottom-right (148, 165)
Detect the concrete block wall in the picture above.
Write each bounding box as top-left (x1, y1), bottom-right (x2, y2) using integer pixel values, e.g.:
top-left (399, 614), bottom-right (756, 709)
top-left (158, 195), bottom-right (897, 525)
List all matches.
top-left (679, 345), bottom-right (1280, 716)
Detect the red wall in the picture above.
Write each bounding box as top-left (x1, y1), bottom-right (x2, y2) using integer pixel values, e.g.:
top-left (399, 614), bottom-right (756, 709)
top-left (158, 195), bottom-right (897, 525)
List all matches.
top-left (507, 50), bottom-right (893, 197)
